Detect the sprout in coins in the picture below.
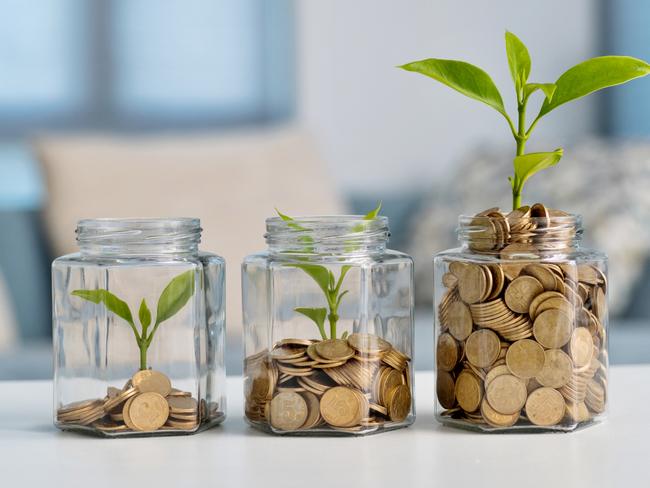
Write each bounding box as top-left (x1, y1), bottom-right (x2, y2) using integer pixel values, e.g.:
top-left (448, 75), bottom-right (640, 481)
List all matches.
top-left (400, 31), bottom-right (650, 209)
top-left (71, 270), bottom-right (195, 370)
top-left (276, 203), bottom-right (382, 340)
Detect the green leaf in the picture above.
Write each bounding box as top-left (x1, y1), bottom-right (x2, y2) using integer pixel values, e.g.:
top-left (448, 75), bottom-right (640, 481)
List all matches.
top-left (336, 289), bottom-right (349, 308)
top-left (513, 148), bottom-right (564, 188)
top-left (399, 58), bottom-right (507, 117)
top-left (524, 83), bottom-right (556, 103)
top-left (276, 207), bottom-right (308, 232)
top-left (363, 201), bottom-right (382, 220)
top-left (505, 31), bottom-right (531, 93)
top-left (288, 264), bottom-right (331, 295)
top-left (295, 307), bottom-right (328, 340)
top-left (71, 289), bottom-right (135, 326)
top-left (341, 331), bottom-right (349, 340)
top-left (155, 270), bottom-right (195, 326)
top-left (539, 56), bottom-right (650, 117)
top-left (139, 299), bottom-right (151, 328)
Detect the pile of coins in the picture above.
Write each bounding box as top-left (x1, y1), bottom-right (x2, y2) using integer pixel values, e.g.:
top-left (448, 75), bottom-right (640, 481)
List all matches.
top-left (245, 333), bottom-right (412, 433)
top-left (436, 204), bottom-right (608, 430)
top-left (56, 370), bottom-right (217, 434)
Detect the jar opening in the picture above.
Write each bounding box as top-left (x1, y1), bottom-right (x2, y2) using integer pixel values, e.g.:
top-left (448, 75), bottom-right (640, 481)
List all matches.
top-left (265, 215), bottom-right (389, 256)
top-left (457, 213), bottom-right (583, 255)
top-left (76, 218), bottom-right (202, 256)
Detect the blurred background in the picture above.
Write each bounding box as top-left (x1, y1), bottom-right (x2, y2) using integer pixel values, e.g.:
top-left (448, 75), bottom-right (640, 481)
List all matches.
top-left (0, 0), bottom-right (649, 379)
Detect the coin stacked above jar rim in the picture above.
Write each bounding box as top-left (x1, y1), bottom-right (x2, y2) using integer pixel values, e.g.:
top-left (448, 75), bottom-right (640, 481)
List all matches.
top-left (436, 204), bottom-right (608, 429)
top-left (56, 370), bottom-right (216, 434)
top-left (245, 333), bottom-right (412, 433)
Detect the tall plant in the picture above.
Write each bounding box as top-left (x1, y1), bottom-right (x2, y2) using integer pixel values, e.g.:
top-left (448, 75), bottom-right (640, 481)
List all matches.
top-left (400, 31), bottom-right (650, 209)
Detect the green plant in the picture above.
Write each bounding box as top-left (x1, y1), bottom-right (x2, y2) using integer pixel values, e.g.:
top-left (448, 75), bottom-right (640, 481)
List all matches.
top-left (400, 31), bottom-right (650, 209)
top-left (71, 270), bottom-right (196, 370)
top-left (278, 203), bottom-right (381, 340)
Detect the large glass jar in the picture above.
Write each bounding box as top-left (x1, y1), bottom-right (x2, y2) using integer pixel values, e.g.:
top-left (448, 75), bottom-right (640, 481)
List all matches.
top-left (434, 207), bottom-right (608, 432)
top-left (242, 215), bottom-right (414, 435)
top-left (52, 218), bottom-right (226, 437)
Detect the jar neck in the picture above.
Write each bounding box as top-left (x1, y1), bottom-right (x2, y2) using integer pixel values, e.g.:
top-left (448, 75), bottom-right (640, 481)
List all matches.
top-left (265, 215), bottom-right (389, 257)
top-left (457, 212), bottom-right (583, 255)
top-left (76, 218), bottom-right (202, 257)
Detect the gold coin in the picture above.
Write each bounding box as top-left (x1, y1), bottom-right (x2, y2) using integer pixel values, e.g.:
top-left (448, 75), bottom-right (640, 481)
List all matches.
top-left (569, 327), bottom-right (594, 368)
top-left (94, 420), bottom-right (129, 432)
top-left (442, 272), bottom-right (458, 289)
top-left (457, 263), bottom-right (487, 304)
top-left (314, 339), bottom-right (355, 361)
top-left (299, 391), bottom-right (322, 430)
top-left (485, 374), bottom-right (527, 415)
top-left (347, 333), bottom-right (391, 355)
top-left (167, 396), bottom-right (198, 414)
top-left (104, 386), bottom-right (138, 413)
top-left (535, 349), bottom-right (573, 388)
top-left (387, 384), bottom-right (411, 422)
top-left (270, 345), bottom-right (305, 361)
top-left (465, 329), bottom-right (500, 368)
top-left (522, 264), bottom-right (557, 291)
top-left (525, 387), bottom-right (565, 426)
top-left (505, 339), bottom-right (545, 379)
top-left (57, 399), bottom-right (102, 416)
top-left (533, 309), bottom-right (573, 348)
top-left (436, 371), bottom-right (456, 409)
top-left (269, 391), bottom-right (308, 431)
top-left (480, 398), bottom-right (519, 427)
top-left (320, 386), bottom-right (363, 428)
top-left (505, 276), bottom-right (544, 314)
top-left (132, 370), bottom-right (172, 397)
top-left (128, 392), bottom-right (169, 431)
top-left (168, 388), bottom-right (192, 397)
top-left (122, 396), bottom-right (137, 430)
top-left (592, 287), bottom-right (607, 320)
top-left (528, 291), bottom-right (566, 319)
top-left (485, 364), bottom-right (510, 387)
top-left (446, 301), bottom-right (473, 341)
top-left (454, 371), bottom-right (482, 412)
top-left (535, 296), bottom-right (575, 321)
top-left (165, 419), bottom-right (199, 430)
top-left (436, 333), bottom-right (459, 372)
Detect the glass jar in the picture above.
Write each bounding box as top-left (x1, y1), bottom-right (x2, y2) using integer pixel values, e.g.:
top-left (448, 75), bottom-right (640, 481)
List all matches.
top-left (242, 215), bottom-right (414, 435)
top-left (434, 208), bottom-right (608, 432)
top-left (52, 218), bottom-right (226, 437)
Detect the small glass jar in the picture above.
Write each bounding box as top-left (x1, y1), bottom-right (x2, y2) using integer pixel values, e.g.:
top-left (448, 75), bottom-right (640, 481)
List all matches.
top-left (52, 218), bottom-right (226, 437)
top-left (434, 209), bottom-right (608, 432)
top-left (242, 215), bottom-right (414, 435)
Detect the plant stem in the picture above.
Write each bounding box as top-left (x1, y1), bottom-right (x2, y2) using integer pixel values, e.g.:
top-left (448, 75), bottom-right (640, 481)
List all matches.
top-left (512, 98), bottom-right (528, 210)
top-left (139, 340), bottom-right (148, 370)
top-left (328, 312), bottom-right (338, 339)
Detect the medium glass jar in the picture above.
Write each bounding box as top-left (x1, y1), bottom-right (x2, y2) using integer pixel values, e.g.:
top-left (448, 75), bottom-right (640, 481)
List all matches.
top-left (242, 215), bottom-right (414, 435)
top-left (434, 207), bottom-right (608, 432)
top-left (52, 218), bottom-right (226, 437)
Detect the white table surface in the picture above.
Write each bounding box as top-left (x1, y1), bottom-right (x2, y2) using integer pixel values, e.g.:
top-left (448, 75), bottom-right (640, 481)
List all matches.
top-left (1, 367), bottom-right (649, 488)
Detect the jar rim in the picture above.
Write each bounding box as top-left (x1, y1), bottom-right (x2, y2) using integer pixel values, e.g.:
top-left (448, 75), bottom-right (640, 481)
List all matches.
top-left (265, 214), bottom-right (389, 256)
top-left (76, 217), bottom-right (202, 256)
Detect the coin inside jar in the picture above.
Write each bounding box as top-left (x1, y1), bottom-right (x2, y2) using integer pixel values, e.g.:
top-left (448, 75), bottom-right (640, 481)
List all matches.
top-left (525, 387), bottom-right (565, 426)
top-left (569, 327), bottom-right (594, 368)
top-left (436, 333), bottom-right (460, 371)
top-left (437, 371), bottom-right (456, 409)
top-left (535, 349), bottom-right (573, 388)
top-left (533, 309), bottom-right (573, 348)
top-left (128, 392), bottom-right (170, 431)
top-left (505, 339), bottom-right (545, 379)
top-left (454, 371), bottom-right (482, 412)
top-left (485, 374), bottom-right (527, 415)
top-left (465, 329), bottom-right (500, 368)
top-left (131, 370), bottom-right (172, 397)
top-left (505, 276), bottom-right (544, 314)
top-left (269, 391), bottom-right (308, 431)
top-left (446, 301), bottom-right (473, 341)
